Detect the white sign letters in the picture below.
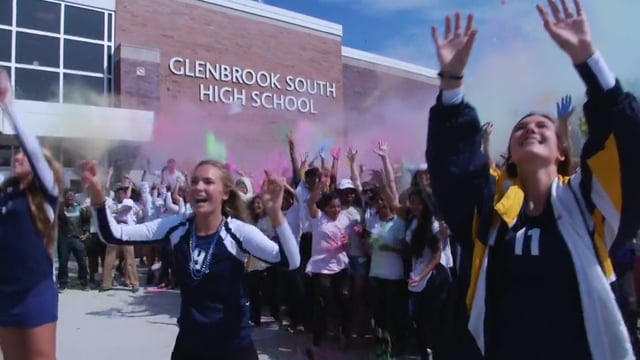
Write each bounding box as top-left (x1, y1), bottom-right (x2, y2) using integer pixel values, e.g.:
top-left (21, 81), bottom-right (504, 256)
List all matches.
top-left (168, 57), bottom-right (337, 115)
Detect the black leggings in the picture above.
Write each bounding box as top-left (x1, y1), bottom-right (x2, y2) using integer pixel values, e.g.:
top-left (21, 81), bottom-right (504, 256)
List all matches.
top-left (409, 264), bottom-right (451, 358)
top-left (171, 335), bottom-right (258, 360)
top-left (246, 267), bottom-right (281, 325)
top-left (311, 269), bottom-right (350, 346)
top-left (369, 277), bottom-right (407, 342)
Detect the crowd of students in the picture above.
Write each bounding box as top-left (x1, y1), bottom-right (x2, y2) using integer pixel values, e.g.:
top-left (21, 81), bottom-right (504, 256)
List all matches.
top-left (1, 1), bottom-right (640, 359)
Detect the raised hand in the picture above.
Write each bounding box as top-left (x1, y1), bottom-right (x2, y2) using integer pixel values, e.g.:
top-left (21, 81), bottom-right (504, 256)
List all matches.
top-left (260, 170), bottom-right (285, 215)
top-left (0, 68), bottom-right (12, 106)
top-left (537, 0), bottom-right (594, 64)
top-left (346, 146), bottom-right (358, 163)
top-left (556, 94), bottom-right (574, 120)
top-left (431, 12), bottom-right (478, 77)
top-left (482, 122), bottom-right (494, 136)
top-left (330, 147), bottom-right (341, 160)
top-left (373, 141), bottom-right (389, 158)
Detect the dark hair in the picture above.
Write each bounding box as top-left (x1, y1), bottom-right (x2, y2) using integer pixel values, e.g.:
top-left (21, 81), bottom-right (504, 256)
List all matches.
top-left (408, 188), bottom-right (441, 259)
top-left (194, 160), bottom-right (249, 222)
top-left (304, 167), bottom-right (321, 180)
top-left (338, 187), bottom-right (363, 209)
top-left (316, 191), bottom-right (340, 212)
top-left (248, 195), bottom-right (264, 224)
top-left (506, 112), bottom-right (572, 178)
top-left (410, 169), bottom-right (430, 189)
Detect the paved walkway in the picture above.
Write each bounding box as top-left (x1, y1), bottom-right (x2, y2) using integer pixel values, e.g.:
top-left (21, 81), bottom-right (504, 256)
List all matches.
top-left (51, 287), bottom-right (388, 360)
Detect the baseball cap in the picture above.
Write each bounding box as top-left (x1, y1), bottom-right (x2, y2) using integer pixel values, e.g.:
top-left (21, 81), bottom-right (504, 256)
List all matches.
top-left (338, 178), bottom-right (355, 190)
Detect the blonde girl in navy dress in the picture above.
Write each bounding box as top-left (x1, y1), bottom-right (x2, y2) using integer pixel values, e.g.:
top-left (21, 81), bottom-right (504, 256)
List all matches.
top-left (0, 70), bottom-right (64, 359)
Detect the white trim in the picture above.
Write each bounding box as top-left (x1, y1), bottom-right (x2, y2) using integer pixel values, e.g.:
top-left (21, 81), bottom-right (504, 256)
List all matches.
top-left (55, 0), bottom-right (115, 11)
top-left (1, 100), bottom-right (155, 141)
top-left (196, 0), bottom-right (342, 36)
top-left (342, 46), bottom-right (439, 79)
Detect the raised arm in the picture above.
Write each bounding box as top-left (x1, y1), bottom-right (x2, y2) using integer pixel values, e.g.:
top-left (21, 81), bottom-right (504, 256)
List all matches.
top-left (79, 160), bottom-right (185, 245)
top-left (481, 122), bottom-right (496, 169)
top-left (330, 147), bottom-right (340, 179)
top-left (307, 183), bottom-right (322, 220)
top-left (286, 131), bottom-right (301, 186)
top-left (229, 171), bottom-right (300, 270)
top-left (426, 13), bottom-right (494, 248)
top-left (0, 70), bottom-right (58, 197)
top-left (346, 146), bottom-right (363, 192)
top-left (535, 1), bottom-right (640, 252)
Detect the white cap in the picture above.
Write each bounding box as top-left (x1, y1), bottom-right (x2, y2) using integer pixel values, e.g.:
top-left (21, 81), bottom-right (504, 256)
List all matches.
top-left (338, 178), bottom-right (355, 190)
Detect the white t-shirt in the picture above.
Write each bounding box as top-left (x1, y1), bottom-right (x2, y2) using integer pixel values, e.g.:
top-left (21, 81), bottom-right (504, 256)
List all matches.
top-left (366, 215), bottom-right (406, 280)
top-left (306, 212), bottom-right (350, 274)
top-left (343, 206), bottom-right (365, 257)
top-left (164, 170), bottom-right (186, 190)
top-left (295, 183), bottom-right (312, 234)
top-left (406, 218), bottom-right (434, 292)
top-left (112, 198), bottom-right (137, 225)
top-left (433, 221), bottom-right (454, 269)
top-left (247, 217), bottom-right (276, 272)
top-left (85, 197), bottom-right (113, 233)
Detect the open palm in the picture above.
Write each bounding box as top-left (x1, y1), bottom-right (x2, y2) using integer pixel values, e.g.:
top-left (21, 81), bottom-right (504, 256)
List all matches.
top-left (431, 12), bottom-right (478, 75)
top-left (537, 0), bottom-right (594, 63)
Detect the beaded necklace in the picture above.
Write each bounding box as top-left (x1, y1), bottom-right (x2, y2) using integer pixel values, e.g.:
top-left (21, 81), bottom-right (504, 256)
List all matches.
top-left (188, 218), bottom-right (224, 280)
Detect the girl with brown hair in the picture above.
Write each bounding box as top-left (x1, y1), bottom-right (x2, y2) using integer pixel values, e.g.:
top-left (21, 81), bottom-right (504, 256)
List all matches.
top-left (0, 70), bottom-right (64, 359)
top-left (427, 1), bottom-right (640, 359)
top-left (79, 159), bottom-right (299, 360)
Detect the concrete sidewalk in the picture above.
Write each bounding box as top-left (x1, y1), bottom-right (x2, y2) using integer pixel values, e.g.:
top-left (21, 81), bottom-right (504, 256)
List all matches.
top-left (52, 287), bottom-right (389, 359)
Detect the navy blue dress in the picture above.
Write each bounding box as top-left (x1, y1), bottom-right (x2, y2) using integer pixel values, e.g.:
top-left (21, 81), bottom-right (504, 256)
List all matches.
top-left (0, 106), bottom-right (60, 328)
top-left (94, 204), bottom-right (299, 358)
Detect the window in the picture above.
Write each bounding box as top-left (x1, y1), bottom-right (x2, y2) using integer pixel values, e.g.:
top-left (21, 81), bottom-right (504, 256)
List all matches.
top-left (15, 32), bottom-right (60, 68)
top-left (14, 68), bottom-right (59, 102)
top-left (0, 0), bottom-right (12, 26)
top-left (0, 29), bottom-right (11, 62)
top-left (63, 73), bottom-right (104, 104)
top-left (16, 0), bottom-right (61, 33)
top-left (4, 2), bottom-right (114, 103)
top-left (64, 39), bottom-right (103, 73)
top-left (106, 45), bottom-right (113, 76)
top-left (107, 13), bottom-right (113, 42)
top-left (64, 6), bottom-right (104, 41)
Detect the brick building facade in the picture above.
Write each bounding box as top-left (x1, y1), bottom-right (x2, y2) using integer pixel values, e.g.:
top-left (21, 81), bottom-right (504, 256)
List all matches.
top-left (0, 0), bottom-right (437, 183)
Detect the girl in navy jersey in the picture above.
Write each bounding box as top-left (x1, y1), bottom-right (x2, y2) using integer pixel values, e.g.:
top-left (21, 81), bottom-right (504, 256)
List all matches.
top-left (427, 1), bottom-right (640, 359)
top-left (0, 70), bottom-right (64, 359)
top-left (80, 159), bottom-right (299, 360)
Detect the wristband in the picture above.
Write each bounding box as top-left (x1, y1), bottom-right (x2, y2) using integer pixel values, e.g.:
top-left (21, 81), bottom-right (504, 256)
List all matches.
top-left (438, 71), bottom-right (464, 80)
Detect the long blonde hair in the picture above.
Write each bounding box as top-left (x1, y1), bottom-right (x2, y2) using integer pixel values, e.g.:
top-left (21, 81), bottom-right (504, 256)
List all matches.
top-left (1, 149), bottom-right (64, 256)
top-left (194, 160), bottom-right (250, 222)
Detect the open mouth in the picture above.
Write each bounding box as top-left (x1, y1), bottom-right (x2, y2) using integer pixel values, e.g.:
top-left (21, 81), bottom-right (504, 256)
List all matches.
top-left (194, 196), bottom-right (208, 204)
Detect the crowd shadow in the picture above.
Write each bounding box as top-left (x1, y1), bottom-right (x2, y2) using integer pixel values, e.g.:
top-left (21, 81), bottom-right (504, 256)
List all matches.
top-left (84, 287), bottom-right (180, 322)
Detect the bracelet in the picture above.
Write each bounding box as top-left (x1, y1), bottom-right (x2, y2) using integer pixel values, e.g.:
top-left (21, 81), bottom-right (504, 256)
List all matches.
top-left (438, 71), bottom-right (463, 80)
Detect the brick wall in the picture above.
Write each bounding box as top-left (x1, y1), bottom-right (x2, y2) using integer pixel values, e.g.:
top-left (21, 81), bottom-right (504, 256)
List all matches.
top-left (114, 0), bottom-right (438, 179)
top-left (342, 63), bottom-right (438, 170)
top-left (115, 0), bottom-right (344, 177)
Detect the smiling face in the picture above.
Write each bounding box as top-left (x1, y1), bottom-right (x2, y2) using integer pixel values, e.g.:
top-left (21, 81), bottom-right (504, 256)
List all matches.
top-left (508, 114), bottom-right (566, 174)
top-left (189, 163), bottom-right (230, 216)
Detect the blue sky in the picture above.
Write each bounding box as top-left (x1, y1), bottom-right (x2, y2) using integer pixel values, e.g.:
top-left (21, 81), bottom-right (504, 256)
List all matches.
top-left (263, 0), bottom-right (537, 69)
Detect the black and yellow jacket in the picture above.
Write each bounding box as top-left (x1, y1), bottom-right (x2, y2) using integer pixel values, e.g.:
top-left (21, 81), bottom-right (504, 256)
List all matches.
top-left (426, 53), bottom-right (640, 360)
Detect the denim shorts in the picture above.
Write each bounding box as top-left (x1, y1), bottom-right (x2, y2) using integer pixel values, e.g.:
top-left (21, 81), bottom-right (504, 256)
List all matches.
top-left (348, 256), bottom-right (369, 276)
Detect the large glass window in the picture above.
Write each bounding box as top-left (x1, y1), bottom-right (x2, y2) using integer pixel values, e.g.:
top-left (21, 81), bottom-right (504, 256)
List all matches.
top-left (64, 6), bottom-right (104, 41)
top-left (15, 32), bottom-right (59, 68)
top-left (5, 1), bottom-right (114, 103)
top-left (63, 73), bottom-right (104, 104)
top-left (14, 68), bottom-right (59, 102)
top-left (16, 0), bottom-right (61, 33)
top-left (0, 0), bottom-right (12, 26)
top-left (64, 39), bottom-right (103, 73)
top-left (0, 29), bottom-right (11, 62)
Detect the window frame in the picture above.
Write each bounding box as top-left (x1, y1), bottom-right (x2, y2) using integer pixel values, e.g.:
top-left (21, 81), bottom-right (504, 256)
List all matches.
top-left (0, 0), bottom-right (114, 103)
